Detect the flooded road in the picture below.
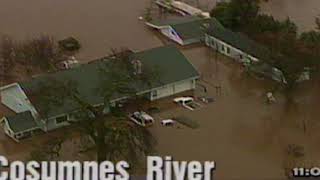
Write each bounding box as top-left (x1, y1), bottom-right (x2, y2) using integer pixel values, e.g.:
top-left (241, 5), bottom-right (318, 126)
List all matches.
top-left (0, 0), bottom-right (320, 179)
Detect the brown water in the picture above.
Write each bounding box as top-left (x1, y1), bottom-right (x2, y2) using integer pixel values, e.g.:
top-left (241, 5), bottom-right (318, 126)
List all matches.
top-left (1, 0), bottom-right (320, 179)
top-left (0, 0), bottom-right (319, 59)
top-left (261, 0), bottom-right (320, 32)
top-left (0, 0), bottom-right (163, 60)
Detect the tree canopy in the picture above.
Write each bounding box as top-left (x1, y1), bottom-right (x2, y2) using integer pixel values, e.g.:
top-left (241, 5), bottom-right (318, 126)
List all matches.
top-left (210, 0), bottom-right (260, 31)
top-left (210, 0), bottom-right (319, 91)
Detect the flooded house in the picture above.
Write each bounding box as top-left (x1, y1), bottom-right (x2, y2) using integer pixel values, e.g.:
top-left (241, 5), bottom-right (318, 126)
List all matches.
top-left (204, 20), bottom-right (310, 83)
top-left (146, 15), bottom-right (310, 83)
top-left (146, 17), bottom-right (222, 45)
top-left (0, 46), bottom-right (199, 142)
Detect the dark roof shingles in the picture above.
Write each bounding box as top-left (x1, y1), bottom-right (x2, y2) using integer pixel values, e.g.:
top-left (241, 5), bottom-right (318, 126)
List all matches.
top-left (6, 111), bottom-right (39, 133)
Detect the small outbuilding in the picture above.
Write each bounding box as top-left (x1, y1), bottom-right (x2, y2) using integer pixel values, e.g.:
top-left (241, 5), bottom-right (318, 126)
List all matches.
top-left (1, 111), bottom-right (41, 142)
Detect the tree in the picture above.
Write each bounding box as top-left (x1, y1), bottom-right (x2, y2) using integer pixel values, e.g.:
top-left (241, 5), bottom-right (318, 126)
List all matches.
top-left (316, 16), bottom-right (320, 30)
top-left (0, 36), bottom-right (16, 81)
top-left (28, 137), bottom-right (66, 162)
top-left (58, 37), bottom-right (81, 52)
top-left (17, 35), bottom-right (65, 70)
top-left (210, 0), bottom-right (260, 30)
top-left (144, 7), bottom-right (153, 22)
top-left (31, 49), bottom-right (157, 164)
top-left (300, 31), bottom-right (320, 48)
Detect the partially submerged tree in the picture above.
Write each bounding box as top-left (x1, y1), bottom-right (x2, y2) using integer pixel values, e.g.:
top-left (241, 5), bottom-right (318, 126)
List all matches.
top-left (210, 0), bottom-right (260, 31)
top-left (28, 136), bottom-right (66, 162)
top-left (210, 0), bottom-right (318, 94)
top-left (17, 35), bottom-right (65, 70)
top-left (0, 36), bottom-right (16, 81)
top-left (58, 37), bottom-right (81, 52)
top-left (144, 7), bottom-right (153, 22)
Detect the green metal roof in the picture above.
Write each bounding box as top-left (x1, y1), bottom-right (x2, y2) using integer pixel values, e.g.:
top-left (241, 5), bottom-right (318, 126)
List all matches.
top-left (207, 25), bottom-right (271, 62)
top-left (6, 111), bottom-right (39, 133)
top-left (149, 16), bottom-right (198, 26)
top-left (19, 46), bottom-right (199, 118)
top-left (149, 17), bottom-right (223, 42)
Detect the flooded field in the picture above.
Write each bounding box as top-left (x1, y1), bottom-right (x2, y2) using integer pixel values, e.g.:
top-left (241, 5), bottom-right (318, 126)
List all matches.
top-left (1, 0), bottom-right (320, 179)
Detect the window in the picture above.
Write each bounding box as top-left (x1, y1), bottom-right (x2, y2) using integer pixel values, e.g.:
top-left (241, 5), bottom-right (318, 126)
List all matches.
top-left (240, 54), bottom-right (243, 60)
top-left (221, 45), bottom-right (225, 52)
top-left (56, 115), bottom-right (68, 124)
top-left (15, 133), bottom-right (22, 138)
top-left (152, 90), bottom-right (158, 98)
top-left (210, 38), bottom-right (215, 47)
top-left (226, 47), bottom-right (230, 54)
top-left (205, 35), bottom-right (210, 45)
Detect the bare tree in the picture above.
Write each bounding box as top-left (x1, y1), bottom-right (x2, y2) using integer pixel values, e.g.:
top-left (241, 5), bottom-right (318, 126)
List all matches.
top-left (31, 49), bottom-right (158, 164)
top-left (17, 35), bottom-right (65, 70)
top-left (0, 36), bottom-right (16, 83)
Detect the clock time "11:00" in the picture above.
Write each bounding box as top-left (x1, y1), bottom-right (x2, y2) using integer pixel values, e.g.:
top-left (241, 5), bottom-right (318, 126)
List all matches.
top-left (293, 167), bottom-right (320, 177)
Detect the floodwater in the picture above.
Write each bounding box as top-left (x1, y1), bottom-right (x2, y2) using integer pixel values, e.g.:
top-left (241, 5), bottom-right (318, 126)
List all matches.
top-left (1, 0), bottom-right (320, 179)
top-left (0, 0), bottom-right (163, 60)
top-left (261, 0), bottom-right (320, 32)
top-left (0, 0), bottom-right (318, 59)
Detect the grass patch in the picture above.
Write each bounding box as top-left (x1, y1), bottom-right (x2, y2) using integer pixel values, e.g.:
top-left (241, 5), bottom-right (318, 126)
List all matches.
top-left (174, 116), bottom-right (199, 129)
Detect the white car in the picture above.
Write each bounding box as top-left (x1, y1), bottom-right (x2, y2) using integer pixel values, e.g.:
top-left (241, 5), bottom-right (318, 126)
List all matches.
top-left (173, 97), bottom-right (200, 111)
top-left (129, 111), bottom-right (154, 127)
top-left (161, 119), bottom-right (175, 126)
top-left (59, 57), bottom-right (80, 69)
top-left (173, 97), bottom-right (194, 105)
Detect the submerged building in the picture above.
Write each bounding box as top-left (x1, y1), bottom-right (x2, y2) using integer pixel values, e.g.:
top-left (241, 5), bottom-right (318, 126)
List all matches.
top-left (0, 46), bottom-right (199, 141)
top-left (204, 21), bottom-right (310, 83)
top-left (147, 16), bottom-right (309, 83)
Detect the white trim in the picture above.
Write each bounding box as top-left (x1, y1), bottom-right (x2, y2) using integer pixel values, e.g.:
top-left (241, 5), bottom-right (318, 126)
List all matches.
top-left (145, 22), bottom-right (170, 30)
top-left (206, 34), bottom-right (260, 63)
top-left (0, 82), bottom-right (19, 91)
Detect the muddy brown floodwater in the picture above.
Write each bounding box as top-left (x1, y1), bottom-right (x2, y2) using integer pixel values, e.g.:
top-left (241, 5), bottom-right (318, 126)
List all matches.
top-left (1, 0), bottom-right (320, 179)
top-left (261, 0), bottom-right (320, 32)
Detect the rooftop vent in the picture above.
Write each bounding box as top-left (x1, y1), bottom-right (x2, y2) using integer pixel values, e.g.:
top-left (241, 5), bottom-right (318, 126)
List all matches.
top-left (132, 59), bottom-right (142, 75)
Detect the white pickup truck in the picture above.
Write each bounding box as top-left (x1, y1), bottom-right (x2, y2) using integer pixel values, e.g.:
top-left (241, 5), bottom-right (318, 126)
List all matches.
top-left (129, 111), bottom-right (154, 127)
top-left (173, 97), bottom-right (200, 111)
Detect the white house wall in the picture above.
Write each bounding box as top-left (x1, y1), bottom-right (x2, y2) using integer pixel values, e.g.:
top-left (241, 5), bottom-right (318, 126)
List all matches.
top-left (44, 115), bottom-right (70, 131)
top-left (151, 79), bottom-right (196, 101)
top-left (205, 34), bottom-right (259, 64)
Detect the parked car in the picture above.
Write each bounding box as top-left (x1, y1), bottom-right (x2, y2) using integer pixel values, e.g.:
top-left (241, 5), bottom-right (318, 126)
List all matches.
top-left (129, 111), bottom-right (154, 127)
top-left (58, 56), bottom-right (80, 69)
top-left (173, 97), bottom-right (200, 111)
top-left (161, 119), bottom-right (175, 126)
top-left (266, 92), bottom-right (276, 104)
top-left (173, 97), bottom-right (194, 105)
